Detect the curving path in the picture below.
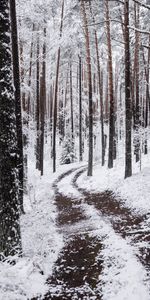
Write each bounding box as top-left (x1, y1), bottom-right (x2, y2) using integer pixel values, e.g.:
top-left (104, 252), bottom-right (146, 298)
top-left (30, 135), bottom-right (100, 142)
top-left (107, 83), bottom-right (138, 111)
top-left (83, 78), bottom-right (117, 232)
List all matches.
top-left (73, 169), bottom-right (150, 271)
top-left (43, 167), bottom-right (103, 299)
top-left (33, 166), bottom-right (150, 300)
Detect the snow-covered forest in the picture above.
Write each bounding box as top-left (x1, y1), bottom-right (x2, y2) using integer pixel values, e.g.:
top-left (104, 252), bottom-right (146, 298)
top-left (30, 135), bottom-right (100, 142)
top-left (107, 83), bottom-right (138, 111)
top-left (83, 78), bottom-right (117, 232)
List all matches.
top-left (0, 0), bottom-right (150, 299)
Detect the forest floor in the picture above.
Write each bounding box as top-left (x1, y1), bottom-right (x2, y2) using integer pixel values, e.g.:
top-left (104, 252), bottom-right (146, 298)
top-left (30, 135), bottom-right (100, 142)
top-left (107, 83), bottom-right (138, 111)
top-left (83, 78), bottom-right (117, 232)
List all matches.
top-left (0, 162), bottom-right (150, 300)
top-left (38, 166), bottom-right (150, 300)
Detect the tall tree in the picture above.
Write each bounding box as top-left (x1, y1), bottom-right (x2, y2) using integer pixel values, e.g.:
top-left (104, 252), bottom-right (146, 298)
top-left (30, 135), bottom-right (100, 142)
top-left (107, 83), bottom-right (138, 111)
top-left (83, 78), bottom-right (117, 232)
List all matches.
top-left (124, 0), bottom-right (132, 178)
top-left (39, 27), bottom-right (46, 176)
top-left (88, 0), bottom-right (105, 166)
top-left (94, 28), bottom-right (105, 166)
top-left (79, 55), bottom-right (83, 161)
top-left (134, 3), bottom-right (140, 162)
top-left (52, 0), bottom-right (65, 173)
top-left (10, 0), bottom-right (24, 214)
top-left (105, 0), bottom-right (115, 169)
top-left (70, 61), bottom-right (74, 159)
top-left (81, 0), bottom-right (93, 176)
top-left (0, 0), bottom-right (22, 258)
top-left (36, 31), bottom-right (40, 170)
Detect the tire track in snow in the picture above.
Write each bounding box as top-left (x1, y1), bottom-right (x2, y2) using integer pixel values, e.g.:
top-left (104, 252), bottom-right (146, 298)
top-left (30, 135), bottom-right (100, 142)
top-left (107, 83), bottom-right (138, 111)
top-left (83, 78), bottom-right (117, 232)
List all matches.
top-left (35, 166), bottom-right (149, 300)
top-left (72, 168), bottom-right (150, 273)
top-left (42, 166), bottom-right (103, 299)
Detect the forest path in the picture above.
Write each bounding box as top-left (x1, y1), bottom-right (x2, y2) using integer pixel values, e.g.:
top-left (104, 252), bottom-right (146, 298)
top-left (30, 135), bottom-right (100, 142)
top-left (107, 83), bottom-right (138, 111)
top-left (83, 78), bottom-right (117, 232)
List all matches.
top-left (72, 169), bottom-right (150, 274)
top-left (41, 166), bottom-right (149, 300)
top-left (43, 167), bottom-right (103, 299)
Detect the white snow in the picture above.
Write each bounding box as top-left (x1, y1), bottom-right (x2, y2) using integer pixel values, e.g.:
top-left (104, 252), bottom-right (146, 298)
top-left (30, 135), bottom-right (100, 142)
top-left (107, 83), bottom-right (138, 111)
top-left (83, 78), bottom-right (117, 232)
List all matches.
top-left (0, 159), bottom-right (64, 300)
top-left (84, 203), bottom-right (150, 300)
top-left (77, 154), bottom-right (150, 216)
top-left (57, 167), bottom-right (150, 300)
top-left (0, 155), bottom-right (150, 299)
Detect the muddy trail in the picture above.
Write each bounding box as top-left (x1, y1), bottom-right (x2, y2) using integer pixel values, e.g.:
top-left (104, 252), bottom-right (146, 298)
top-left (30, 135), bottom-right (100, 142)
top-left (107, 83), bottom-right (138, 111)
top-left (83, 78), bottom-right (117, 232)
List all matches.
top-left (72, 169), bottom-right (150, 272)
top-left (32, 167), bottom-right (149, 300)
top-left (42, 168), bottom-right (103, 300)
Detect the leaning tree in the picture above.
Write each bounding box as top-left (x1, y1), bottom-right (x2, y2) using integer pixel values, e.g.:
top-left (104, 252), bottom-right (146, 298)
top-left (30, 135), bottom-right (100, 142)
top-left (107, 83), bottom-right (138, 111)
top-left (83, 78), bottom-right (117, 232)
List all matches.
top-left (0, 0), bottom-right (22, 258)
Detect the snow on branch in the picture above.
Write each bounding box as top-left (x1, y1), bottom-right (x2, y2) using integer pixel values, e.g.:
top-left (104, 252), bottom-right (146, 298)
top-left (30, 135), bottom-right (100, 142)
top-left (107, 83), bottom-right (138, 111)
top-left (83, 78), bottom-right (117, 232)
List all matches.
top-left (129, 25), bottom-right (150, 35)
top-left (132, 0), bottom-right (150, 10)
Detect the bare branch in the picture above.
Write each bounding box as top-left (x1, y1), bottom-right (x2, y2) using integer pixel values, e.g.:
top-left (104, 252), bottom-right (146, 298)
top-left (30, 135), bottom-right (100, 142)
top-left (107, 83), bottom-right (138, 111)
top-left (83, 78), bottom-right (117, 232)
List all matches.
top-left (132, 0), bottom-right (150, 10)
top-left (129, 25), bottom-right (150, 35)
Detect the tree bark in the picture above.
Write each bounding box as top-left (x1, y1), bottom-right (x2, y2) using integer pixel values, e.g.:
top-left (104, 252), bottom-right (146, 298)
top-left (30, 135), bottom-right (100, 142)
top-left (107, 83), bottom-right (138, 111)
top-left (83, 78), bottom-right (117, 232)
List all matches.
top-left (39, 27), bottom-right (46, 176)
top-left (81, 0), bottom-right (93, 176)
top-left (10, 0), bottom-right (24, 214)
top-left (79, 55), bottom-right (83, 161)
top-left (52, 0), bottom-right (64, 173)
top-left (134, 3), bottom-right (140, 162)
top-left (124, 0), bottom-right (132, 178)
top-left (104, 0), bottom-right (115, 169)
top-left (0, 0), bottom-right (22, 258)
top-left (36, 31), bottom-right (40, 170)
top-left (94, 30), bottom-right (105, 166)
top-left (70, 62), bottom-right (74, 159)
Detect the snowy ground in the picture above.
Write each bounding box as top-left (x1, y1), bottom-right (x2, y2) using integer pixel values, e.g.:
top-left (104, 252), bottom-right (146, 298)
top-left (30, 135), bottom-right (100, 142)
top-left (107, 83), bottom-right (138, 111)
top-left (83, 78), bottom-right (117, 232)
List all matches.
top-left (58, 167), bottom-right (150, 300)
top-left (77, 154), bottom-right (150, 216)
top-left (0, 162), bottom-right (60, 299)
top-left (0, 158), bottom-right (85, 300)
top-left (0, 152), bottom-right (150, 299)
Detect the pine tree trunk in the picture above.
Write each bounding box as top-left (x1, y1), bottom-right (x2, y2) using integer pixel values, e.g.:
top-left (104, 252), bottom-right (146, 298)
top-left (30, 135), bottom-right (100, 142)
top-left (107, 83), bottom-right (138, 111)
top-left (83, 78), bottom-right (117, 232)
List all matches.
top-left (105, 0), bottom-right (114, 169)
top-left (124, 0), bottom-right (132, 179)
top-left (27, 23), bottom-right (35, 122)
top-left (94, 30), bottom-right (105, 166)
top-left (70, 62), bottom-right (74, 160)
top-left (144, 35), bottom-right (150, 154)
top-left (39, 27), bottom-right (46, 176)
top-left (52, 0), bottom-right (64, 173)
top-left (36, 32), bottom-right (40, 170)
top-left (50, 84), bottom-right (54, 150)
top-left (79, 55), bottom-right (83, 161)
top-left (0, 0), bottom-right (22, 258)
top-left (81, 0), bottom-right (93, 176)
top-left (134, 3), bottom-right (140, 163)
top-left (10, 0), bottom-right (24, 214)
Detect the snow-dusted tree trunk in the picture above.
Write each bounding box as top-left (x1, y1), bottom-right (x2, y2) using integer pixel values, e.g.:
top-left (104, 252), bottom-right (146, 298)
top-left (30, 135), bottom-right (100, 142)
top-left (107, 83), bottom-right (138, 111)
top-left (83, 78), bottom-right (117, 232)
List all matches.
top-left (94, 29), bottom-right (105, 166)
top-left (70, 62), bottom-right (74, 158)
top-left (36, 31), bottom-right (40, 170)
top-left (134, 3), bottom-right (140, 162)
top-left (0, 0), bottom-right (21, 258)
top-left (104, 0), bottom-right (115, 169)
top-left (53, 0), bottom-right (65, 173)
top-left (39, 27), bottom-right (46, 176)
top-left (80, 0), bottom-right (93, 176)
top-left (79, 55), bottom-right (83, 162)
top-left (124, 0), bottom-right (132, 178)
top-left (10, 0), bottom-right (24, 214)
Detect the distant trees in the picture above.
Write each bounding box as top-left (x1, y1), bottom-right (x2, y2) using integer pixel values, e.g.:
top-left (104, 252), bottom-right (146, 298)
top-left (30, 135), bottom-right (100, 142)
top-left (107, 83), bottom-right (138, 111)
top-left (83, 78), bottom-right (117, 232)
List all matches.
top-left (0, 0), bottom-right (22, 258)
top-left (16, 0), bottom-right (150, 183)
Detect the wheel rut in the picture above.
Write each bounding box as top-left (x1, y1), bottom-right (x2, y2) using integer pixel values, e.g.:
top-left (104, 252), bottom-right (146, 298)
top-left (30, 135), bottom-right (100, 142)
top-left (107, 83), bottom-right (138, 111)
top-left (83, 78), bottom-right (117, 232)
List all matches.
top-left (33, 166), bottom-right (149, 300)
top-left (42, 167), bottom-right (103, 300)
top-left (72, 169), bottom-right (150, 273)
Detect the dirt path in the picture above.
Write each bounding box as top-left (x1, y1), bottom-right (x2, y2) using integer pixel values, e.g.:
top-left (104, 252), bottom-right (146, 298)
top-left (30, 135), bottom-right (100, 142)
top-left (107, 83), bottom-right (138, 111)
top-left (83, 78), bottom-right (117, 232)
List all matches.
top-left (73, 169), bottom-right (150, 272)
top-left (42, 168), bottom-right (103, 299)
top-left (33, 167), bottom-right (149, 300)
